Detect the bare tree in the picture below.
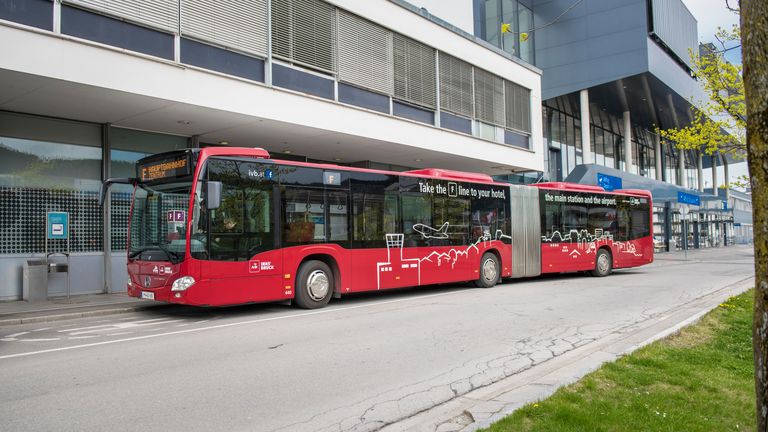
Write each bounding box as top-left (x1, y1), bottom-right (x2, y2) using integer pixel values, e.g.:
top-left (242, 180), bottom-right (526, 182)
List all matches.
top-left (742, 0), bottom-right (768, 429)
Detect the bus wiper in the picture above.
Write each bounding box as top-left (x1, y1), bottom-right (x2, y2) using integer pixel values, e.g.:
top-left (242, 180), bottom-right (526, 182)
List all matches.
top-left (128, 244), bottom-right (180, 262)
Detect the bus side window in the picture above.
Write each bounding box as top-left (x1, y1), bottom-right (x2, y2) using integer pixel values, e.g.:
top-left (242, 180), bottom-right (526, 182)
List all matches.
top-left (588, 206), bottom-right (617, 236)
top-left (616, 200), bottom-right (631, 242)
top-left (283, 188), bottom-right (326, 245)
top-left (327, 190), bottom-right (349, 243)
top-left (563, 205), bottom-right (587, 238)
top-left (630, 202), bottom-right (650, 239)
top-left (402, 194), bottom-right (432, 247)
top-left (543, 203), bottom-right (562, 240)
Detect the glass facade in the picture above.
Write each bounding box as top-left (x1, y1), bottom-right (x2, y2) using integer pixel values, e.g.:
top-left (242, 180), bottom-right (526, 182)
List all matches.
top-left (480, 0), bottom-right (535, 64)
top-left (0, 112), bottom-right (102, 254)
top-left (0, 110), bottom-right (191, 299)
top-left (109, 128), bottom-right (187, 251)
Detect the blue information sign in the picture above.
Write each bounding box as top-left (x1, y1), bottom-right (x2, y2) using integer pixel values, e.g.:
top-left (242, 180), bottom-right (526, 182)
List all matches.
top-left (597, 173), bottom-right (622, 191)
top-left (47, 212), bottom-right (69, 240)
top-left (677, 191), bottom-right (701, 206)
top-left (722, 200), bottom-right (728, 210)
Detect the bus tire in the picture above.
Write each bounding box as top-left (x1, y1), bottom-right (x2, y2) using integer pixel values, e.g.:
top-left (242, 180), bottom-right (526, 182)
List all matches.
top-left (475, 253), bottom-right (500, 288)
top-left (295, 260), bottom-right (334, 309)
top-left (591, 249), bottom-right (612, 277)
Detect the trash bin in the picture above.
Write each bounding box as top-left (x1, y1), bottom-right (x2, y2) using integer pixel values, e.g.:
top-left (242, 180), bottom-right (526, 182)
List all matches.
top-left (23, 260), bottom-right (48, 302)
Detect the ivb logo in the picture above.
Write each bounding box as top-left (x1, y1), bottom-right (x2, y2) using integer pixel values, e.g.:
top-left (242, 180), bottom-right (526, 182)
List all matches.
top-left (249, 260), bottom-right (275, 273)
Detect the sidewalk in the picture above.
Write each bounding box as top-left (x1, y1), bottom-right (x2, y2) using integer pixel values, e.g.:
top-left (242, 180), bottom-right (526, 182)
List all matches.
top-left (0, 245), bottom-right (754, 327)
top-left (0, 292), bottom-right (160, 326)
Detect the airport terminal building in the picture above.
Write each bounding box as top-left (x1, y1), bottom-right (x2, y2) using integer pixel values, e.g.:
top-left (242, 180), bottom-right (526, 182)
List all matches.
top-left (0, 0), bottom-right (749, 300)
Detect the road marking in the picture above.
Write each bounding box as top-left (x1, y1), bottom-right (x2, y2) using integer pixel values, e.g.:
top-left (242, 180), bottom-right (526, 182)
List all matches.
top-left (61, 318), bottom-right (172, 333)
top-left (68, 336), bottom-right (97, 340)
top-left (5, 332), bottom-right (28, 338)
top-left (20, 338), bottom-right (60, 342)
top-left (0, 290), bottom-right (461, 361)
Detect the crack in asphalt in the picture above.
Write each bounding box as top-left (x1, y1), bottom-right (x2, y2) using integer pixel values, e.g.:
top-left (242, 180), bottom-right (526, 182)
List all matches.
top-left (274, 275), bottom-right (754, 432)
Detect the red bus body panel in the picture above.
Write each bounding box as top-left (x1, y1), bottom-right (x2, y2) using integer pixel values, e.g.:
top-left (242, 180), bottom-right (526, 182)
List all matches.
top-left (124, 149), bottom-right (652, 306)
top-left (127, 242), bottom-right (512, 307)
top-left (535, 183), bottom-right (654, 274)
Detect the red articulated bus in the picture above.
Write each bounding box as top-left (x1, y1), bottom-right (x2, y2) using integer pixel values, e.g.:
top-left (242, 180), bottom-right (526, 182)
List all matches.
top-left (101, 147), bottom-right (653, 309)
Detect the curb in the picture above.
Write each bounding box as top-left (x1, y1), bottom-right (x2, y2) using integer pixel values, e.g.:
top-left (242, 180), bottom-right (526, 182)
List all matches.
top-left (0, 305), bottom-right (148, 327)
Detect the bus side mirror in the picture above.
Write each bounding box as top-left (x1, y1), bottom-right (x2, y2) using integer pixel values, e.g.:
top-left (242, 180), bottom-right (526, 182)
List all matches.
top-left (205, 181), bottom-right (222, 210)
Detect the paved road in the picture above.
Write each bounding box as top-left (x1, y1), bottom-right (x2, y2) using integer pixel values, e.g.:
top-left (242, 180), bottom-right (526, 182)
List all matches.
top-left (0, 246), bottom-right (754, 431)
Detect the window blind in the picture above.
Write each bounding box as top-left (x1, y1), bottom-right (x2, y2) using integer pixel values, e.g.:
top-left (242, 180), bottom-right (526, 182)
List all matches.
top-left (337, 10), bottom-right (393, 95)
top-left (181, 0), bottom-right (268, 57)
top-left (271, 0), bottom-right (336, 73)
top-left (393, 34), bottom-right (436, 109)
top-left (63, 0), bottom-right (178, 33)
top-left (438, 53), bottom-right (473, 118)
top-left (474, 68), bottom-right (504, 127)
top-left (504, 80), bottom-right (531, 133)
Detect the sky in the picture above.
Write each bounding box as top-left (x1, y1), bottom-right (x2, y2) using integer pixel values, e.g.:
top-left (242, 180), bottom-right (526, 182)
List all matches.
top-left (682, 0), bottom-right (742, 63)
top-left (681, 0), bottom-right (746, 189)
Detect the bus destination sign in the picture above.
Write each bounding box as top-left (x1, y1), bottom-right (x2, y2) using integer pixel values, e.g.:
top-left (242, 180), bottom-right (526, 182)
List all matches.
top-left (137, 154), bottom-right (190, 181)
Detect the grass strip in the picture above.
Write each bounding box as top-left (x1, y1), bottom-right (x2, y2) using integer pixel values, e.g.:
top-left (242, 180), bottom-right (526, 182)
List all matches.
top-left (482, 289), bottom-right (756, 432)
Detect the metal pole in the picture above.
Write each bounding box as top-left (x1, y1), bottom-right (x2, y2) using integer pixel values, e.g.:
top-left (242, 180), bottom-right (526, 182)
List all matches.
top-left (67, 215), bottom-right (71, 302)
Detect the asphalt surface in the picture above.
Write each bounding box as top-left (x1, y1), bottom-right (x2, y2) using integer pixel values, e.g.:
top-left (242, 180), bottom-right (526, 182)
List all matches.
top-left (0, 246), bottom-right (755, 432)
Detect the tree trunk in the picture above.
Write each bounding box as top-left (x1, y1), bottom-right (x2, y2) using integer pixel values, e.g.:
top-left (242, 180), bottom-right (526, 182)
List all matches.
top-left (743, 0), bottom-right (768, 430)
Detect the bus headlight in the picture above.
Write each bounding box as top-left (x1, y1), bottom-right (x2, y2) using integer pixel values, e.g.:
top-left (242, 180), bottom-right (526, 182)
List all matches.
top-left (171, 276), bottom-right (196, 292)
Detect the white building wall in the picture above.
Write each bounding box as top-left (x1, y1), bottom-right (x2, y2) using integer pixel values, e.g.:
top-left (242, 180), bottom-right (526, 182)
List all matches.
top-left (398, 0), bottom-right (475, 34)
top-left (0, 0), bottom-right (544, 173)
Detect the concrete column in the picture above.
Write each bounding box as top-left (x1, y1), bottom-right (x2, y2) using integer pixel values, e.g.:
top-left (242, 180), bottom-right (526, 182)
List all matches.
top-left (580, 89), bottom-right (592, 164)
top-left (654, 134), bottom-right (663, 181)
top-left (697, 152), bottom-right (704, 192)
top-left (102, 123), bottom-right (112, 294)
top-left (711, 154), bottom-right (719, 193)
top-left (679, 149), bottom-right (687, 188)
top-left (188, 135), bottom-right (200, 149)
top-left (622, 111), bottom-right (632, 172)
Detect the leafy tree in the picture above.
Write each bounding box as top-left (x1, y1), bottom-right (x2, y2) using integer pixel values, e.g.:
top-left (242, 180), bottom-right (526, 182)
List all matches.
top-left (655, 16), bottom-right (747, 187)
top-left (741, 0), bottom-right (768, 430)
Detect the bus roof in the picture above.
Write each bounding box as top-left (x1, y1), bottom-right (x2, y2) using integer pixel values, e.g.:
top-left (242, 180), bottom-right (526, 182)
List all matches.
top-left (534, 182), bottom-right (652, 198)
top-left (196, 147), bottom-right (503, 185)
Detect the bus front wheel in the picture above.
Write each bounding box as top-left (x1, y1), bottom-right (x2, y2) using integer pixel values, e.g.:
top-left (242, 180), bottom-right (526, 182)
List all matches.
top-left (295, 260), bottom-right (334, 309)
top-left (475, 253), bottom-right (500, 288)
top-left (591, 249), bottom-right (613, 277)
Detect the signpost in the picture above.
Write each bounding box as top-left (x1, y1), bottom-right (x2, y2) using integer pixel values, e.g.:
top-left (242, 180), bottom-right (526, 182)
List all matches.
top-left (680, 206), bottom-right (690, 261)
top-left (46, 211), bottom-right (71, 301)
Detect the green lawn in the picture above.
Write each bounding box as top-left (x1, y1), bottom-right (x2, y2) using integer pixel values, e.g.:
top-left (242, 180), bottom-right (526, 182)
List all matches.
top-left (482, 290), bottom-right (756, 432)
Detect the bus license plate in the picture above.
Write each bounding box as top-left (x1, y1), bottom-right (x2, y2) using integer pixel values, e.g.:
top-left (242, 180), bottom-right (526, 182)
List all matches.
top-left (141, 291), bottom-right (155, 300)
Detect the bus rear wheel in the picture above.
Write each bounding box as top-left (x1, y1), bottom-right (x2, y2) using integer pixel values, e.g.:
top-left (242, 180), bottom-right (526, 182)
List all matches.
top-left (295, 260), bottom-right (334, 309)
top-left (591, 249), bottom-right (612, 277)
top-left (475, 253), bottom-right (500, 288)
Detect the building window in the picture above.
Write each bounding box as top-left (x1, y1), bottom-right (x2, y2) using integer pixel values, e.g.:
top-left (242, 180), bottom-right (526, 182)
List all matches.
top-left (439, 53), bottom-right (474, 118)
top-left (477, 0), bottom-right (535, 64)
top-left (393, 34), bottom-right (437, 109)
top-left (337, 10), bottom-right (394, 96)
top-left (64, 0), bottom-right (179, 33)
top-left (109, 127), bottom-right (188, 251)
top-left (0, 111), bottom-right (102, 254)
top-left (271, 0), bottom-right (337, 74)
top-left (180, 0), bottom-right (268, 58)
top-left (504, 80), bottom-right (531, 133)
top-left (474, 68), bottom-right (504, 127)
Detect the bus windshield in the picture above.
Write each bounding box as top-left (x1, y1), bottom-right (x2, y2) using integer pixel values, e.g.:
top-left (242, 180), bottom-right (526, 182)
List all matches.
top-left (128, 181), bottom-right (192, 263)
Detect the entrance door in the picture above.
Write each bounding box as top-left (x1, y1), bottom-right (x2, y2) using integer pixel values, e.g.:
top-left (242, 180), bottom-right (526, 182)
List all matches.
top-left (548, 148), bottom-right (563, 181)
